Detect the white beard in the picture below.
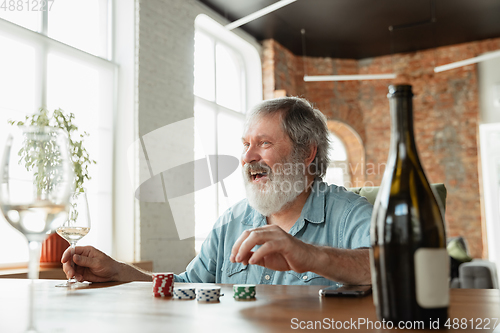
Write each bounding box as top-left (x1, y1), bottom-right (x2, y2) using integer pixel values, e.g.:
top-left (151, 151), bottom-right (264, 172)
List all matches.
top-left (242, 154), bottom-right (307, 216)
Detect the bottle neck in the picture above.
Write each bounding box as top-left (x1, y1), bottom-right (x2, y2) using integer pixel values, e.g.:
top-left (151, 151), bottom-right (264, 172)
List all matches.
top-left (389, 95), bottom-right (418, 155)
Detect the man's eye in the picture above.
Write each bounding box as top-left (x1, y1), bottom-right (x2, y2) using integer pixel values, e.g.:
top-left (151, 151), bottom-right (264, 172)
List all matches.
top-left (262, 141), bottom-right (270, 145)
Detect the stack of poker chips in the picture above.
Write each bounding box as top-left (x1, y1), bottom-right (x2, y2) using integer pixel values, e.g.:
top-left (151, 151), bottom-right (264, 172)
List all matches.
top-left (152, 273), bottom-right (174, 297)
top-left (233, 284), bottom-right (256, 300)
top-left (173, 287), bottom-right (196, 300)
top-left (196, 286), bottom-right (222, 302)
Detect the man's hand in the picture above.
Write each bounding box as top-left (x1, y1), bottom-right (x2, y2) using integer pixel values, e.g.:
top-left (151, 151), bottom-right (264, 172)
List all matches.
top-left (229, 225), bottom-right (372, 285)
top-left (61, 246), bottom-right (122, 283)
top-left (229, 225), bottom-right (317, 273)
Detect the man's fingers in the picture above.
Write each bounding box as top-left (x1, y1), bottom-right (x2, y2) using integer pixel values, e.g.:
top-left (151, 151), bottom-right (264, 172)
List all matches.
top-left (61, 245), bottom-right (90, 263)
top-left (247, 241), bottom-right (278, 265)
top-left (63, 262), bottom-right (74, 279)
top-left (61, 247), bottom-right (72, 263)
top-left (236, 229), bottom-right (271, 263)
top-left (230, 229), bottom-right (252, 263)
top-left (74, 265), bottom-right (87, 282)
top-left (73, 253), bottom-right (98, 269)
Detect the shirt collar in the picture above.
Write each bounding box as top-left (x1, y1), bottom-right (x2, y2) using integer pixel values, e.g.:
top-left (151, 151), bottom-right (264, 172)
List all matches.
top-left (299, 177), bottom-right (325, 224)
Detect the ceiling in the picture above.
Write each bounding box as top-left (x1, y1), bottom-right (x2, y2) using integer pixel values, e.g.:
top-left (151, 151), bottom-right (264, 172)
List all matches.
top-left (197, 0), bottom-right (500, 59)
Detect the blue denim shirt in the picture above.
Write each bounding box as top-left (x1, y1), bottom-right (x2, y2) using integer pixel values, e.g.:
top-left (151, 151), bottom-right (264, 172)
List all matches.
top-left (175, 178), bottom-right (372, 285)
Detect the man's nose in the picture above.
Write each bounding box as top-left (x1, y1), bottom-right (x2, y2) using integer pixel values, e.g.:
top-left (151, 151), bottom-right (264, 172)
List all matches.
top-left (242, 145), bottom-right (260, 164)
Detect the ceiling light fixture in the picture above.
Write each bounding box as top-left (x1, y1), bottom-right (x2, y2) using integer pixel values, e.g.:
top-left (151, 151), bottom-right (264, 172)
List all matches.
top-left (304, 74), bottom-right (397, 82)
top-left (225, 0), bottom-right (297, 31)
top-left (434, 50), bottom-right (500, 73)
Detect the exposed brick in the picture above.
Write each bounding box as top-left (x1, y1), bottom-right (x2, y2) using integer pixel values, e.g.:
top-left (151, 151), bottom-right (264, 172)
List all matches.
top-left (262, 37), bottom-right (500, 258)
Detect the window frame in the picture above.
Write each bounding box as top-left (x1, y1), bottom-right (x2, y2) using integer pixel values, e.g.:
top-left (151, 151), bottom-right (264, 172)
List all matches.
top-left (193, 14), bottom-right (262, 252)
top-left (325, 131), bottom-right (351, 187)
top-left (0, 3), bottom-right (116, 265)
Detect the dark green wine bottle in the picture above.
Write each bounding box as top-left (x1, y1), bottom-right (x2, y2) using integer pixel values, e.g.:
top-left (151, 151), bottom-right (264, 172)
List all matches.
top-left (370, 85), bottom-right (448, 327)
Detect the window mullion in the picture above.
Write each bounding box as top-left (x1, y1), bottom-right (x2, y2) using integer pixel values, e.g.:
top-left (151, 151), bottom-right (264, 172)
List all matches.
top-left (41, 5), bottom-right (48, 35)
top-left (213, 40), bottom-right (220, 218)
top-left (40, 7), bottom-right (49, 108)
top-left (33, 43), bottom-right (48, 110)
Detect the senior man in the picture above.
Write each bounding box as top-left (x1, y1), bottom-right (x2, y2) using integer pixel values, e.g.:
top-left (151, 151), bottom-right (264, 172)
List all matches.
top-left (62, 97), bottom-right (373, 285)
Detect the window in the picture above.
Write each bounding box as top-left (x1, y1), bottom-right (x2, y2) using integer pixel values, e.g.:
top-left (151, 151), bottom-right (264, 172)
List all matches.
top-left (0, 0), bottom-right (114, 264)
top-left (324, 132), bottom-right (351, 187)
top-left (479, 123), bottom-right (500, 281)
top-left (194, 15), bottom-right (262, 252)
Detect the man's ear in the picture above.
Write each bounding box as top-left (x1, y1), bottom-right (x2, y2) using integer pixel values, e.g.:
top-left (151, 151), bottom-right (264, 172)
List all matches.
top-left (304, 145), bottom-right (317, 168)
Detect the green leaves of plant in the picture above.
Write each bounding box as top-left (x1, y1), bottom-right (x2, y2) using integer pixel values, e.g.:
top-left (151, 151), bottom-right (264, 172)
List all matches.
top-left (9, 108), bottom-right (97, 193)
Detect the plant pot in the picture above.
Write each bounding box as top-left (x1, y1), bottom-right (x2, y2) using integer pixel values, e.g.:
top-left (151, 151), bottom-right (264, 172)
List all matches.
top-left (40, 233), bottom-right (69, 268)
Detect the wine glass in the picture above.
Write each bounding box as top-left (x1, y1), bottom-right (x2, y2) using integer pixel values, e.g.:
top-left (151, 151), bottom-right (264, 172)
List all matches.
top-left (0, 126), bottom-right (73, 332)
top-left (55, 190), bottom-right (91, 287)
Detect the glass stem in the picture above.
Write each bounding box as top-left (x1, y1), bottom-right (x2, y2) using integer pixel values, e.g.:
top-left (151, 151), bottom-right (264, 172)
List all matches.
top-left (27, 240), bottom-right (41, 333)
top-left (70, 242), bottom-right (77, 280)
top-left (28, 240), bottom-right (42, 280)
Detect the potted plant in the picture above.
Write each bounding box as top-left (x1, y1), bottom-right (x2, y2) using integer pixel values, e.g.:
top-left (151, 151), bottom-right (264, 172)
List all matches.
top-left (9, 108), bottom-right (96, 266)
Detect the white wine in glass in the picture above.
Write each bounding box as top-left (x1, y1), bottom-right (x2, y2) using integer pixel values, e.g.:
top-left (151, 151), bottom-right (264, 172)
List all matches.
top-left (55, 190), bottom-right (91, 287)
top-left (57, 226), bottom-right (90, 242)
top-left (0, 126), bottom-right (73, 333)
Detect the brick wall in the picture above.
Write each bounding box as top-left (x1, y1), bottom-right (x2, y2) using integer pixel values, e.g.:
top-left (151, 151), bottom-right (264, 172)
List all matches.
top-left (263, 38), bottom-right (500, 258)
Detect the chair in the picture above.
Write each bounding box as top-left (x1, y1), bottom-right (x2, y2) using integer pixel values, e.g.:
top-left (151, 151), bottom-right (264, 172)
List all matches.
top-left (447, 237), bottom-right (498, 289)
top-left (348, 183), bottom-right (447, 212)
top-left (457, 260), bottom-right (499, 289)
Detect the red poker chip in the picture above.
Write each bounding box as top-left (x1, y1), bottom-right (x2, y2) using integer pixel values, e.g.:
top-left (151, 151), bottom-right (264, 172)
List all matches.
top-left (152, 272), bottom-right (174, 297)
top-left (154, 283), bottom-right (172, 289)
top-left (153, 273), bottom-right (173, 278)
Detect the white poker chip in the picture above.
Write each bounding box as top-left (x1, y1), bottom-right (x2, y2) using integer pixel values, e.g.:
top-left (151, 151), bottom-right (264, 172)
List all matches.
top-left (173, 287), bottom-right (196, 300)
top-left (196, 286), bottom-right (221, 291)
top-left (195, 286), bottom-right (222, 302)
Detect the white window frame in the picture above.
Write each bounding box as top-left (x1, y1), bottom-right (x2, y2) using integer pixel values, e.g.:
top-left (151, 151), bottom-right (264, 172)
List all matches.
top-left (0, 3), bottom-right (116, 265)
top-left (194, 14), bottom-right (261, 252)
top-left (479, 123), bottom-right (500, 276)
top-left (325, 132), bottom-right (351, 187)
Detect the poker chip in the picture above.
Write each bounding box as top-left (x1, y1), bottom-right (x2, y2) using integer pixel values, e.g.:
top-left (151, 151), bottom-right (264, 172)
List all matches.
top-left (233, 284), bottom-right (256, 300)
top-left (196, 286), bottom-right (222, 302)
top-left (173, 287), bottom-right (196, 300)
top-left (152, 272), bottom-right (174, 297)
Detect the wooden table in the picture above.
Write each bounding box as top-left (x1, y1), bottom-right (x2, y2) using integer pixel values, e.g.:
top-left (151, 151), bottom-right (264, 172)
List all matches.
top-left (0, 279), bottom-right (499, 332)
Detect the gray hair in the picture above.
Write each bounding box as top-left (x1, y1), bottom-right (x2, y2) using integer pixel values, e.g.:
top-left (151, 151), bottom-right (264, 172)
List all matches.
top-left (246, 96), bottom-right (331, 178)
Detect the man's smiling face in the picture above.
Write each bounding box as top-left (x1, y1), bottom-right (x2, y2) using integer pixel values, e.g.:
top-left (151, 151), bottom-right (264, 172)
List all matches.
top-left (241, 112), bottom-right (292, 186)
top-left (240, 112), bottom-right (308, 216)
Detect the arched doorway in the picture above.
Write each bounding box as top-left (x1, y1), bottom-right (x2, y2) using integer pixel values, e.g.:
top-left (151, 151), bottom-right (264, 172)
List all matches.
top-left (325, 120), bottom-right (365, 188)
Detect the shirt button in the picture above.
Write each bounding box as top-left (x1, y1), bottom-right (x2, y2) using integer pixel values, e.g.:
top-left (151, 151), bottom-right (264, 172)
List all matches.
top-left (303, 275), bottom-right (308, 280)
top-left (264, 275), bottom-right (271, 280)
